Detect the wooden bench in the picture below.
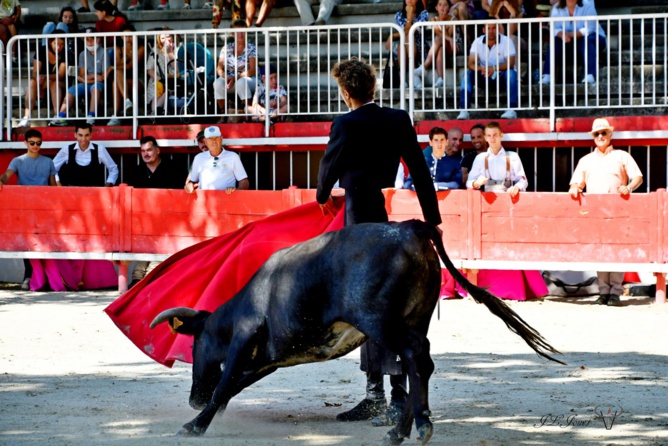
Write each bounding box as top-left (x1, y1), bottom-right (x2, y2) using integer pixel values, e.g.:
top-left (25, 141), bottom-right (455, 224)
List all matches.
top-left (0, 185), bottom-right (665, 302)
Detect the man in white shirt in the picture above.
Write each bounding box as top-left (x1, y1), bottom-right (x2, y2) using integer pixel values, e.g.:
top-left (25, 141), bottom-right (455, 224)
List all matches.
top-left (457, 22), bottom-right (518, 120)
top-left (466, 121), bottom-right (527, 196)
top-left (53, 123), bottom-right (118, 187)
top-left (185, 126), bottom-right (249, 194)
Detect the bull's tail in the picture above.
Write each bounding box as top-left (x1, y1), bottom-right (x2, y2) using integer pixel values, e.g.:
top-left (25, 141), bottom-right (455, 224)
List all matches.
top-left (417, 221), bottom-right (565, 365)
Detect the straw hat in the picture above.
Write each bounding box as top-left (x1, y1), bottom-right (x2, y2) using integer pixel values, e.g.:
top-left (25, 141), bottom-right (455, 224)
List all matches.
top-left (589, 118), bottom-right (614, 135)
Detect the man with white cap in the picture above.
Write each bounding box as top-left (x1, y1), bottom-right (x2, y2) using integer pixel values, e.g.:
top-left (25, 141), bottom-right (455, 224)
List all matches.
top-left (568, 117), bottom-right (643, 306)
top-left (185, 126), bottom-right (249, 194)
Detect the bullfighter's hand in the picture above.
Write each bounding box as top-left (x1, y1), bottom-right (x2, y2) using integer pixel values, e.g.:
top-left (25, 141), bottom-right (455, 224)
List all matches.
top-left (319, 196), bottom-right (338, 217)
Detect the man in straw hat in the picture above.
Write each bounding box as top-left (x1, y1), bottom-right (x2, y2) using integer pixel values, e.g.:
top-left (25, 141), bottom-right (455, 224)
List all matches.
top-left (568, 118), bottom-right (643, 306)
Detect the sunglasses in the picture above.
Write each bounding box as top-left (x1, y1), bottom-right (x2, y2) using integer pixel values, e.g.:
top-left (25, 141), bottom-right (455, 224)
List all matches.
top-left (213, 156), bottom-right (219, 168)
top-left (27, 140), bottom-right (43, 146)
top-left (593, 131), bottom-right (608, 137)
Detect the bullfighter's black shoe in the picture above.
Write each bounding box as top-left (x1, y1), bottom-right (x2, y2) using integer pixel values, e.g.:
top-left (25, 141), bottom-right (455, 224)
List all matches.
top-left (607, 294), bottom-right (621, 306)
top-left (594, 294), bottom-right (609, 305)
top-left (336, 398), bottom-right (386, 422)
top-left (371, 401), bottom-right (406, 426)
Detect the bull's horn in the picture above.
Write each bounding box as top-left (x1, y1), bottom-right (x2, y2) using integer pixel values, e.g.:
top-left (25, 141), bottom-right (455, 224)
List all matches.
top-left (150, 307), bottom-right (200, 329)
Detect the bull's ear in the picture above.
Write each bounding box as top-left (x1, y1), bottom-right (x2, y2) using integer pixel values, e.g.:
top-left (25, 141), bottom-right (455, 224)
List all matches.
top-left (169, 311), bottom-right (211, 336)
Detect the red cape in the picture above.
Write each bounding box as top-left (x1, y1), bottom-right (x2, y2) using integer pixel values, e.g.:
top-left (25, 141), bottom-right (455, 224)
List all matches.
top-left (104, 199), bottom-right (345, 367)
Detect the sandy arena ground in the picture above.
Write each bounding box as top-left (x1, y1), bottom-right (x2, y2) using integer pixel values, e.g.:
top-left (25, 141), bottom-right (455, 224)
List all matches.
top-left (1, 287), bottom-right (667, 446)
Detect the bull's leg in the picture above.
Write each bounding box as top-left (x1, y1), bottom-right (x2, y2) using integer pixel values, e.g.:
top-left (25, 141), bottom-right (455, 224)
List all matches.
top-left (178, 341), bottom-right (272, 436)
top-left (373, 329), bottom-right (435, 446)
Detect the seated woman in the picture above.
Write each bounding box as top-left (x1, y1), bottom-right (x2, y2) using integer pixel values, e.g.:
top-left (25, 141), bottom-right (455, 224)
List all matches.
top-left (145, 30), bottom-right (179, 116)
top-left (94, 0), bottom-right (128, 48)
top-left (108, 24), bottom-right (145, 125)
top-left (540, 0), bottom-right (606, 85)
top-left (385, 0), bottom-right (429, 89)
top-left (42, 7), bottom-right (84, 57)
top-left (213, 20), bottom-right (257, 121)
top-left (17, 31), bottom-right (69, 128)
top-left (415, 0), bottom-right (466, 89)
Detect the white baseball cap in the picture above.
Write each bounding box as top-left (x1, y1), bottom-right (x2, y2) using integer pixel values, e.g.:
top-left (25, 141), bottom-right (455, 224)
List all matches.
top-left (204, 126), bottom-right (222, 138)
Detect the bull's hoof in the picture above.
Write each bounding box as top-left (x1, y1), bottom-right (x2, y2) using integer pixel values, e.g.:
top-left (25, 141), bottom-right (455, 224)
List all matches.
top-left (177, 423), bottom-right (205, 437)
top-left (379, 430), bottom-right (404, 446)
top-left (416, 422), bottom-right (433, 445)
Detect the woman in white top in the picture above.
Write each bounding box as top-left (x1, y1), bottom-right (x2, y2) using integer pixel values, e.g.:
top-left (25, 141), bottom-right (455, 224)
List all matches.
top-left (540, 0), bottom-right (606, 85)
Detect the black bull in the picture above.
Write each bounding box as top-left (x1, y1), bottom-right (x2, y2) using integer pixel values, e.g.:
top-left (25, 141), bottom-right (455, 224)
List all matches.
top-left (151, 220), bottom-right (564, 445)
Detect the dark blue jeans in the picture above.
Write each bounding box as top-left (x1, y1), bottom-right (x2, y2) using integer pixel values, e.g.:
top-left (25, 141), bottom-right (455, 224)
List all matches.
top-left (459, 69), bottom-right (519, 109)
top-left (543, 34), bottom-right (607, 79)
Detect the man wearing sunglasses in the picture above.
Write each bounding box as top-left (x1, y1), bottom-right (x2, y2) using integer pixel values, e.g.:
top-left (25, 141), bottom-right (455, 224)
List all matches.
top-left (0, 130), bottom-right (57, 290)
top-left (185, 126), bottom-right (249, 194)
top-left (568, 117), bottom-right (644, 306)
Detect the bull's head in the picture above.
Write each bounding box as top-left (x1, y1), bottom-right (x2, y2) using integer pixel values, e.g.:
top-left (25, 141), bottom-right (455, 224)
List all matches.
top-left (150, 307), bottom-right (226, 410)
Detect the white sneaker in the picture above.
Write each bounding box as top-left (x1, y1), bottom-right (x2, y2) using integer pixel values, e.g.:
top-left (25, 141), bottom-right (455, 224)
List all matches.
top-left (108, 116), bottom-right (121, 126)
top-left (182, 2), bottom-right (191, 8)
top-left (21, 278), bottom-right (30, 291)
top-left (124, 98), bottom-right (133, 112)
top-left (500, 109), bottom-right (517, 119)
top-left (86, 116), bottom-right (96, 125)
top-left (157, 2), bottom-right (169, 9)
top-left (17, 118), bottom-right (29, 128)
top-left (540, 74), bottom-right (550, 85)
top-left (433, 77), bottom-right (444, 88)
top-left (456, 110), bottom-right (470, 120)
top-left (414, 65), bottom-right (424, 77)
top-left (413, 75), bottom-right (423, 89)
top-left (202, 1), bottom-right (213, 8)
top-left (582, 74), bottom-right (596, 84)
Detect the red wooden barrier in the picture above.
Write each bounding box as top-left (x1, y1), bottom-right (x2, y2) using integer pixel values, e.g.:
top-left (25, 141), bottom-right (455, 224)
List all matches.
top-left (0, 186), bottom-right (665, 302)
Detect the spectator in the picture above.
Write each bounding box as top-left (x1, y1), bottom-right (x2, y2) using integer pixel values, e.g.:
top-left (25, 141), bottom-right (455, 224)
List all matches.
top-left (386, 0), bottom-right (429, 88)
top-left (94, 0), bottom-right (128, 47)
top-left (0, 130), bottom-right (57, 291)
top-left (42, 7), bottom-right (85, 57)
top-left (184, 130), bottom-right (209, 187)
top-left (461, 123), bottom-right (487, 185)
top-left (185, 126), bottom-right (250, 194)
top-left (145, 30), bottom-right (178, 116)
top-left (457, 22), bottom-right (518, 120)
top-left (17, 31), bottom-right (69, 128)
top-left (423, 125), bottom-right (463, 158)
top-left (51, 28), bottom-right (112, 126)
top-left (414, 0), bottom-right (463, 89)
top-left (466, 121), bottom-right (527, 196)
top-left (405, 126), bottom-right (463, 190)
top-left (316, 58), bottom-right (441, 427)
top-left (293, 0), bottom-right (341, 26)
top-left (246, 65), bottom-right (287, 123)
top-left (213, 20), bottom-right (257, 120)
top-left (108, 24), bottom-right (144, 126)
top-left (128, 136), bottom-right (188, 286)
top-left (462, 121), bottom-right (547, 301)
top-left (0, 0), bottom-right (20, 63)
top-left (569, 118), bottom-right (643, 306)
top-left (245, 0), bottom-right (275, 27)
top-left (30, 123), bottom-right (118, 292)
top-left (195, 129), bottom-right (208, 152)
top-left (53, 123), bottom-right (119, 187)
top-left (540, 0), bottom-right (606, 86)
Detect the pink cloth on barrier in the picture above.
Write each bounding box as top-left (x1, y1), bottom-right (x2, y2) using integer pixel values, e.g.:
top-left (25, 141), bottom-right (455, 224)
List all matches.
top-left (439, 269), bottom-right (548, 301)
top-left (30, 259), bottom-right (118, 291)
